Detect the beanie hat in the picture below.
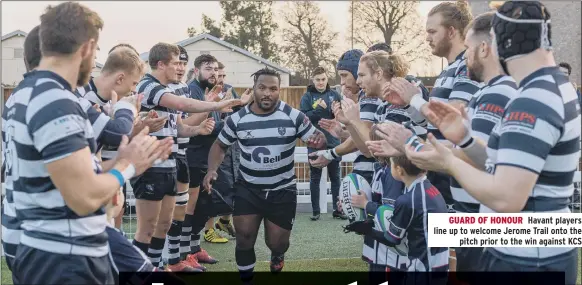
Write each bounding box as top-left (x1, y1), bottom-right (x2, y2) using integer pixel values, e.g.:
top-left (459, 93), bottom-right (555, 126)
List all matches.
top-left (178, 45), bottom-right (189, 62)
top-left (336, 49), bottom-right (364, 81)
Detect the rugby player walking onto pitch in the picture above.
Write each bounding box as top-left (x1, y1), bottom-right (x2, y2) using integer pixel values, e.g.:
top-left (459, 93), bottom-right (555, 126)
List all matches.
top-left (203, 68), bottom-right (326, 282)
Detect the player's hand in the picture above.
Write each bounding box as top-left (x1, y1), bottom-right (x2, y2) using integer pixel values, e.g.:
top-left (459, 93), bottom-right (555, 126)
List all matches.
top-left (389, 77), bottom-right (421, 105)
top-left (117, 127), bottom-right (172, 176)
top-left (318, 98), bottom-right (328, 109)
top-left (306, 131), bottom-right (326, 149)
top-left (405, 133), bottom-right (454, 173)
top-left (239, 88), bottom-right (253, 105)
top-left (340, 98), bottom-right (359, 124)
top-left (202, 170), bottom-right (218, 193)
top-left (375, 122), bottom-right (413, 154)
top-left (216, 98), bottom-right (242, 113)
top-left (332, 101), bottom-right (350, 125)
top-left (425, 101), bottom-right (470, 145)
top-left (343, 220), bottom-right (374, 236)
top-left (119, 93), bottom-right (144, 117)
top-left (381, 82), bottom-right (407, 106)
top-left (318, 119), bottom-right (342, 139)
top-left (139, 113), bottom-right (167, 134)
top-left (351, 193), bottom-right (368, 209)
top-left (205, 85), bottom-right (223, 102)
top-left (92, 104), bottom-right (102, 113)
top-left (308, 150), bottom-right (333, 168)
top-left (198, 118), bottom-right (215, 135)
top-left (365, 140), bottom-right (402, 158)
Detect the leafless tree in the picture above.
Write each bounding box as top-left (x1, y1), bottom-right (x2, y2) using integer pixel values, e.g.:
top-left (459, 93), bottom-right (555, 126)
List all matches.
top-left (348, 1), bottom-right (432, 67)
top-left (279, 1), bottom-right (339, 83)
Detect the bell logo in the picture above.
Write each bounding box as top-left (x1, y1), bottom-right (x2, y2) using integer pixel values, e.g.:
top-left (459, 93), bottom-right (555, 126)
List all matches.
top-left (251, 147), bottom-right (281, 164)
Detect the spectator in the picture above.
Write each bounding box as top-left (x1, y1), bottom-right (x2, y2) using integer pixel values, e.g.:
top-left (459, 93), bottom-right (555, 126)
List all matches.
top-left (300, 67), bottom-right (345, 221)
top-left (559, 62), bottom-right (581, 104)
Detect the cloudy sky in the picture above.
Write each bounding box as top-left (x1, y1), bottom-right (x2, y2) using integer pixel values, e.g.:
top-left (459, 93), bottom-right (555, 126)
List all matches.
top-left (2, 1), bottom-right (444, 76)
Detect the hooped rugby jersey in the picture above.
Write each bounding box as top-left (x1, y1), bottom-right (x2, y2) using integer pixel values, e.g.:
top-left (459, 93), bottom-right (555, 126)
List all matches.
top-left (168, 82), bottom-right (190, 157)
top-left (483, 66), bottom-right (581, 264)
top-left (138, 74), bottom-right (178, 172)
top-left (451, 75), bottom-right (517, 213)
top-left (352, 95), bottom-right (382, 179)
top-left (218, 101), bottom-right (317, 190)
top-left (4, 70), bottom-right (105, 257)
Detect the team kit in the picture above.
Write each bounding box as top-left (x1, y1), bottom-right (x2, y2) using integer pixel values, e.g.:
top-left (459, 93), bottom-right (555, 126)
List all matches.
top-left (1, 1), bottom-right (580, 285)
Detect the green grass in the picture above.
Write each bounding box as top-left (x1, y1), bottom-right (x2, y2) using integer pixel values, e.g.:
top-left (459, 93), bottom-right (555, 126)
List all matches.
top-left (1, 213), bottom-right (581, 284)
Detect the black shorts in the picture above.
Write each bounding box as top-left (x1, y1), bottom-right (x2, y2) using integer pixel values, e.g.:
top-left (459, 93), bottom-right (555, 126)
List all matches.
top-left (131, 171), bottom-right (177, 201)
top-left (176, 156), bottom-right (190, 184)
top-left (189, 167), bottom-right (207, 189)
top-left (12, 245), bottom-right (114, 285)
top-left (233, 182), bottom-right (297, 231)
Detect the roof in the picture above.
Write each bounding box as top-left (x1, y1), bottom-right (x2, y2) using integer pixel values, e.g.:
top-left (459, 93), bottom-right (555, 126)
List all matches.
top-left (1, 29), bottom-right (104, 68)
top-left (139, 33), bottom-right (291, 74)
top-left (2, 30), bottom-right (27, 41)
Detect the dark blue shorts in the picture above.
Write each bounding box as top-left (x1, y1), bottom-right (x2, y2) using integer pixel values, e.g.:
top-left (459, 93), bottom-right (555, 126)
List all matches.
top-left (12, 244), bottom-right (114, 285)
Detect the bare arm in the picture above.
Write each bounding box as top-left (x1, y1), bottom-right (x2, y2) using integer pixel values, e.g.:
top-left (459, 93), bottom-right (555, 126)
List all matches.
top-left (345, 120), bottom-right (373, 157)
top-left (46, 148), bottom-right (130, 216)
top-left (177, 116), bottom-right (202, 138)
top-left (207, 140), bottom-right (229, 174)
top-left (159, 92), bottom-right (240, 114)
top-left (334, 137), bottom-right (358, 155)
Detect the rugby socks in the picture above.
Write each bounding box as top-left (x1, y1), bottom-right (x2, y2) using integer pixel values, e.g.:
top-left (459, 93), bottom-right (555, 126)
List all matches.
top-left (167, 220), bottom-right (183, 265)
top-left (180, 214), bottom-right (193, 259)
top-left (132, 240), bottom-right (149, 255)
top-left (148, 237), bottom-right (166, 268)
top-left (190, 231), bottom-right (201, 254)
top-left (236, 247), bottom-right (256, 283)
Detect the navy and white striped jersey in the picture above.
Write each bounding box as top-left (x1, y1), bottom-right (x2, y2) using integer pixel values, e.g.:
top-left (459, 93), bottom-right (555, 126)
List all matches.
top-left (352, 97), bottom-right (382, 179)
top-left (451, 75), bottom-right (517, 213)
top-left (168, 82), bottom-right (190, 157)
top-left (75, 78), bottom-right (135, 156)
top-left (386, 176), bottom-right (449, 272)
top-left (4, 70), bottom-right (106, 257)
top-left (428, 52), bottom-right (481, 140)
top-left (483, 66), bottom-right (581, 263)
top-left (138, 74), bottom-right (178, 171)
top-left (218, 101), bottom-right (317, 190)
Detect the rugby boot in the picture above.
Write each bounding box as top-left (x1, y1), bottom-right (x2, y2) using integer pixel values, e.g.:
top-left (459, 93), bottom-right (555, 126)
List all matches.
top-left (204, 228), bottom-right (229, 243)
top-left (332, 210), bottom-right (348, 220)
top-left (193, 248), bottom-right (219, 264)
top-left (167, 261), bottom-right (203, 272)
top-left (184, 254), bottom-right (207, 271)
top-left (216, 219), bottom-right (236, 237)
top-left (270, 255), bottom-right (285, 273)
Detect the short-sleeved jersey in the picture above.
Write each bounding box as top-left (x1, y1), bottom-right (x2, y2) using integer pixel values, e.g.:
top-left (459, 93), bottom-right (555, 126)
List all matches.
top-left (483, 66), bottom-right (581, 263)
top-left (353, 97), bottom-right (382, 176)
top-left (3, 70), bottom-right (106, 257)
top-left (218, 101), bottom-right (317, 190)
top-left (428, 52), bottom-right (481, 140)
top-left (138, 74), bottom-right (178, 171)
top-left (168, 82), bottom-right (190, 157)
top-left (450, 75), bottom-right (517, 213)
top-left (386, 177), bottom-right (449, 272)
top-left (107, 226), bottom-right (154, 279)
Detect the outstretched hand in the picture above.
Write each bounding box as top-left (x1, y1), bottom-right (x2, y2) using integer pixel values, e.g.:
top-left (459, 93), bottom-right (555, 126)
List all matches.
top-left (425, 101), bottom-right (471, 145)
top-left (405, 133), bottom-right (454, 173)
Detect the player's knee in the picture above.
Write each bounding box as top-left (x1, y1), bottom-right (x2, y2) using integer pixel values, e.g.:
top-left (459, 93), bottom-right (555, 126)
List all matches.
top-left (266, 239), bottom-right (290, 254)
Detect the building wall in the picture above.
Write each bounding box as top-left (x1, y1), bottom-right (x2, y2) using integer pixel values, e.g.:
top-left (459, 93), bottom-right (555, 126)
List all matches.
top-left (144, 39), bottom-right (290, 87)
top-left (2, 36), bottom-right (27, 86)
top-left (469, 1), bottom-right (581, 85)
top-left (2, 36), bottom-right (102, 86)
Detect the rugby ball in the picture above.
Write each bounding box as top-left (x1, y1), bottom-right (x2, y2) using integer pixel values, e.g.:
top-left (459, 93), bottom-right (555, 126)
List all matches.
top-left (340, 173), bottom-right (372, 223)
top-left (374, 204), bottom-right (409, 255)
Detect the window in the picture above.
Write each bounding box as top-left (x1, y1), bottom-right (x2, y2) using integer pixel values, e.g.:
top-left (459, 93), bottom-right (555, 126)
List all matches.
top-left (13, 48), bottom-right (23, 59)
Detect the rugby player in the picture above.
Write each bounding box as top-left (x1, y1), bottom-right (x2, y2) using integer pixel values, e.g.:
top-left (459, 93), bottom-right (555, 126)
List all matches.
top-left (405, 2), bottom-right (580, 283)
top-left (164, 45), bottom-right (215, 272)
top-left (204, 61), bottom-right (240, 239)
top-left (203, 67), bottom-right (326, 281)
top-left (131, 43), bottom-right (239, 268)
top-left (5, 3), bottom-right (171, 284)
top-left (386, 1), bottom-right (481, 214)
